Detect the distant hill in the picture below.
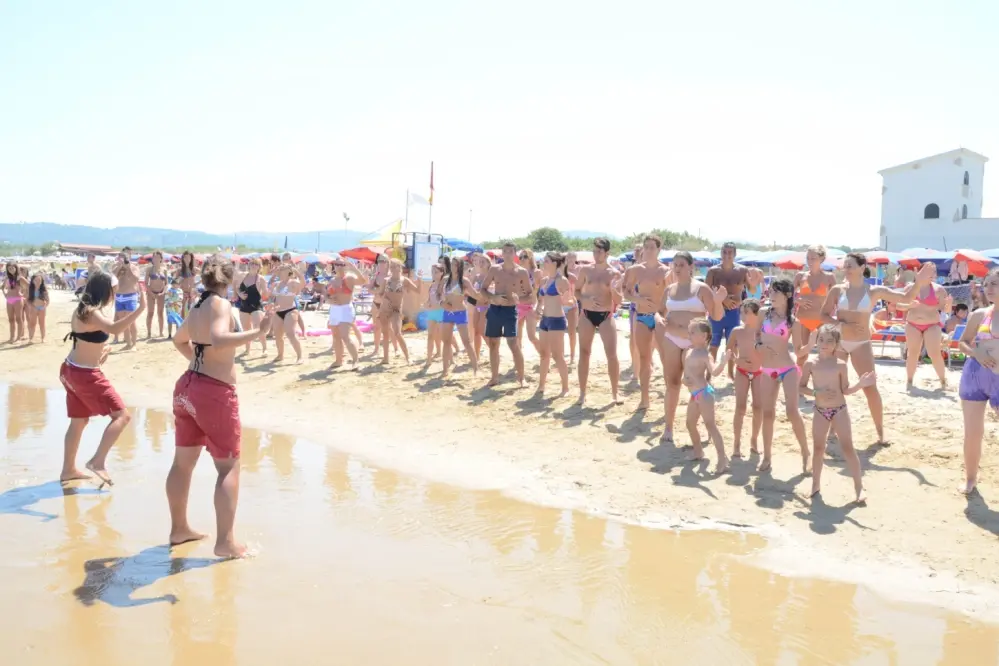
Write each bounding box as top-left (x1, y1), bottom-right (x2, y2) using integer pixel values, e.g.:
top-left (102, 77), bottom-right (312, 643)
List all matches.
top-left (562, 230), bottom-right (619, 240)
top-left (0, 222), bottom-right (367, 252)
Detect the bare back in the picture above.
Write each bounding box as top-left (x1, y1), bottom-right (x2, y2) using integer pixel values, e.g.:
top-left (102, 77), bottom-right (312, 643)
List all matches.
top-left (180, 294), bottom-right (240, 385)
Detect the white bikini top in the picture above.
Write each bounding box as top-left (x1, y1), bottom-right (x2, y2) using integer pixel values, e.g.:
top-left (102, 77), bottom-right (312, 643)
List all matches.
top-left (666, 285), bottom-right (706, 313)
top-left (838, 286), bottom-right (873, 313)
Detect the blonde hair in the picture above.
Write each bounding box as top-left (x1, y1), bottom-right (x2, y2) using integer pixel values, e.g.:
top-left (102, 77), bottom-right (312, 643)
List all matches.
top-left (689, 317), bottom-right (712, 337)
top-left (807, 244), bottom-right (827, 259)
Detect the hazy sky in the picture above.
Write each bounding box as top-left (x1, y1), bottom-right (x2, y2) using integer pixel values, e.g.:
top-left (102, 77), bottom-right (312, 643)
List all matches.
top-left (2, 0), bottom-right (997, 246)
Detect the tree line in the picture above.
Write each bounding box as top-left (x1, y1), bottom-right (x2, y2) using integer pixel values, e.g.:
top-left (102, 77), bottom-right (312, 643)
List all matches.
top-left (482, 226), bottom-right (859, 255)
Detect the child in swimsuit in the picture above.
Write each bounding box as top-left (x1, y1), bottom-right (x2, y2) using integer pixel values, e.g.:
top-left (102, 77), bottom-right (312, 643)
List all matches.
top-left (681, 318), bottom-right (732, 474)
top-left (165, 279), bottom-right (184, 339)
top-left (798, 324), bottom-right (874, 504)
top-left (728, 298), bottom-right (764, 458)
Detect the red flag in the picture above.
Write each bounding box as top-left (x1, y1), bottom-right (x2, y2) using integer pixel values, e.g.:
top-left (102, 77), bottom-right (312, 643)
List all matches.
top-left (429, 161), bottom-right (434, 206)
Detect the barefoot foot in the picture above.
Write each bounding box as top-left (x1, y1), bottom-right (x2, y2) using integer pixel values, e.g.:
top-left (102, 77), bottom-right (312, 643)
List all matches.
top-left (214, 541), bottom-right (249, 559)
top-left (85, 461), bottom-right (113, 487)
top-left (170, 529), bottom-right (208, 547)
top-left (60, 469), bottom-right (91, 482)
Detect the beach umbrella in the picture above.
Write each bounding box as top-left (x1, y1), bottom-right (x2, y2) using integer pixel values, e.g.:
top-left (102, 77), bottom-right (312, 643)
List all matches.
top-left (444, 238), bottom-right (483, 253)
top-left (980, 248), bottom-right (999, 260)
top-left (736, 250), bottom-right (788, 267)
top-left (862, 251), bottom-right (906, 265)
top-left (294, 253), bottom-right (331, 264)
top-left (952, 249), bottom-right (995, 277)
top-left (340, 246), bottom-right (381, 263)
top-left (771, 251), bottom-right (842, 271)
top-left (898, 249), bottom-right (952, 269)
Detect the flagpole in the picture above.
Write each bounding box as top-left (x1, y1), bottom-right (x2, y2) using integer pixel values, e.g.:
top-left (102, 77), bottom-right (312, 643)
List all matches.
top-left (404, 189), bottom-right (409, 233)
top-left (428, 202), bottom-right (433, 235)
top-left (468, 209), bottom-right (472, 241)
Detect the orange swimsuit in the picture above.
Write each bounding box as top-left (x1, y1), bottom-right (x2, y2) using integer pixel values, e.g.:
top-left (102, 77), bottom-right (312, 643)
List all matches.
top-left (797, 279), bottom-right (828, 332)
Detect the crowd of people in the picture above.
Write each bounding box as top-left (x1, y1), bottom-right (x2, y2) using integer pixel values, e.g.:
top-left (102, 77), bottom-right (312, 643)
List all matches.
top-left (4, 234), bottom-right (996, 558)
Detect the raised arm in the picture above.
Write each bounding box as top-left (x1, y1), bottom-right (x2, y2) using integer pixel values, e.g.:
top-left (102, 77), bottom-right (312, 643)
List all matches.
top-left (91, 291), bottom-right (146, 335)
top-left (843, 366), bottom-right (876, 395)
top-left (210, 299), bottom-right (272, 349)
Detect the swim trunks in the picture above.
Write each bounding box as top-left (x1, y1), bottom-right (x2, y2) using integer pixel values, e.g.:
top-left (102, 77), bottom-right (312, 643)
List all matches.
top-left (485, 304), bottom-right (517, 338)
top-left (442, 309), bottom-right (468, 325)
top-left (114, 292), bottom-right (139, 313)
top-left (710, 306), bottom-right (740, 347)
top-left (173, 370), bottom-right (241, 459)
top-left (60, 361), bottom-right (126, 419)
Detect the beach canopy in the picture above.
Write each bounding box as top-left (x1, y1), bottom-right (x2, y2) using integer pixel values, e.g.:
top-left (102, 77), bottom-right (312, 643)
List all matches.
top-left (361, 219), bottom-right (403, 246)
top-left (862, 251), bottom-right (906, 265)
top-left (340, 246), bottom-right (384, 263)
top-left (897, 248), bottom-right (995, 277)
top-left (444, 238), bottom-right (483, 253)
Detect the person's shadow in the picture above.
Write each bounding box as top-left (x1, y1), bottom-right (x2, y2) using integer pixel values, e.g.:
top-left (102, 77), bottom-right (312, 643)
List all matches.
top-left (73, 545), bottom-right (225, 608)
top-left (0, 481), bottom-right (104, 521)
top-left (964, 490), bottom-right (999, 538)
top-left (791, 493), bottom-right (871, 535)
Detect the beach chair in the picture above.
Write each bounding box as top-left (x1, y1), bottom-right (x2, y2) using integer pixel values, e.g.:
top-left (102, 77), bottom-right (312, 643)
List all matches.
top-left (870, 317), bottom-right (906, 359)
top-left (945, 324), bottom-right (967, 369)
top-left (353, 287), bottom-right (374, 317)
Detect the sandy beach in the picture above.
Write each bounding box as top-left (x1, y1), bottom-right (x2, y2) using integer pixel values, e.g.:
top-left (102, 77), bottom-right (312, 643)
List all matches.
top-left (4, 292), bottom-right (999, 619)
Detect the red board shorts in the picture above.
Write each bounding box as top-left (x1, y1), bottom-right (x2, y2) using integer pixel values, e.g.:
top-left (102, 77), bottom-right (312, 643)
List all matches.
top-left (173, 370), bottom-right (241, 460)
top-left (60, 361), bottom-right (126, 419)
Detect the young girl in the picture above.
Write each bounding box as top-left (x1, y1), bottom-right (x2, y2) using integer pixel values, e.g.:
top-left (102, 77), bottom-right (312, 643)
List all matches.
top-left (957, 268), bottom-right (999, 495)
top-left (377, 259), bottom-right (418, 365)
top-left (728, 298), bottom-right (764, 458)
top-left (26, 272), bottom-right (49, 343)
top-left (516, 250), bottom-right (541, 355)
top-left (535, 252), bottom-right (571, 396)
top-left (799, 325), bottom-right (875, 503)
top-left (424, 265), bottom-right (447, 365)
top-left (3, 262), bottom-right (27, 343)
top-left (60, 273), bottom-right (146, 486)
top-left (683, 318), bottom-right (732, 474)
top-left (756, 278), bottom-right (811, 474)
top-left (165, 278), bottom-right (184, 339)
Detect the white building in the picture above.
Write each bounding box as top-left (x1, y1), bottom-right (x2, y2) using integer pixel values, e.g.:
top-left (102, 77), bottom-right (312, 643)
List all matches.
top-left (879, 148), bottom-right (999, 251)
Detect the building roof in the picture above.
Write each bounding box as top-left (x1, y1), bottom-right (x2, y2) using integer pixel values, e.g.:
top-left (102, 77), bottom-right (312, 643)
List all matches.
top-left (878, 148), bottom-right (990, 176)
top-left (56, 242), bottom-right (114, 253)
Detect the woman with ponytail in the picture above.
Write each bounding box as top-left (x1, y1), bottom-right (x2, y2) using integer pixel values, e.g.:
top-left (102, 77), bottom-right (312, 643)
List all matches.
top-left (60, 272), bottom-right (146, 486)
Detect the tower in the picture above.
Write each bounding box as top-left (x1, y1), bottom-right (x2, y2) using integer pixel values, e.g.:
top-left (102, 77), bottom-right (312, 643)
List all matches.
top-left (878, 148), bottom-right (988, 251)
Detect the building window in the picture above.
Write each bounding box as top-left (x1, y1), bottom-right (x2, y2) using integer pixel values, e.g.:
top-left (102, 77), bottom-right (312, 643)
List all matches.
top-left (964, 171), bottom-right (970, 186)
top-left (963, 204), bottom-right (968, 219)
top-left (924, 203), bottom-right (940, 219)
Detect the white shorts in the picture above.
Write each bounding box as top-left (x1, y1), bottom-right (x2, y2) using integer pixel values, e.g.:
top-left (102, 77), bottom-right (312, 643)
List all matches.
top-left (328, 303), bottom-right (355, 327)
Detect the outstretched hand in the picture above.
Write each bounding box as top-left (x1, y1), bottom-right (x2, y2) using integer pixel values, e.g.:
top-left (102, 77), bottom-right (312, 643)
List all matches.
top-left (713, 285), bottom-right (728, 304)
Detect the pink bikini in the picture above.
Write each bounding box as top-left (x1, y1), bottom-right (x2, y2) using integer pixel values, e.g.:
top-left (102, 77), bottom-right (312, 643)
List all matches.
top-left (760, 313), bottom-right (798, 380)
top-left (908, 286), bottom-right (941, 333)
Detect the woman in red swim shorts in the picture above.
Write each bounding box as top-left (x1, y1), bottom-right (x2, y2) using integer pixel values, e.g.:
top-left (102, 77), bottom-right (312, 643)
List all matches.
top-left (168, 255), bottom-right (274, 558)
top-left (60, 272), bottom-right (146, 485)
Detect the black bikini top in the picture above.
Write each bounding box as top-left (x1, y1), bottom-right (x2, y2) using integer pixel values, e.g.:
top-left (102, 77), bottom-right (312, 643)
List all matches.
top-left (64, 329), bottom-right (110, 347)
top-left (190, 291), bottom-right (218, 372)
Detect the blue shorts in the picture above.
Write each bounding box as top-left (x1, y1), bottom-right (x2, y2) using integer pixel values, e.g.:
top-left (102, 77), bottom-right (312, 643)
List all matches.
top-left (710, 307), bottom-right (740, 347)
top-left (426, 308), bottom-right (444, 323)
top-left (485, 305), bottom-right (517, 338)
top-left (539, 316), bottom-right (567, 332)
top-left (114, 292), bottom-right (139, 313)
top-left (442, 309), bottom-right (467, 325)
top-left (167, 310), bottom-right (183, 327)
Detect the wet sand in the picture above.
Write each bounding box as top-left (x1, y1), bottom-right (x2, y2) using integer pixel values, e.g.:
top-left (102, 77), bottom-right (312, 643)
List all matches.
top-left (3, 294), bottom-right (999, 622)
top-left (2, 384), bottom-right (999, 665)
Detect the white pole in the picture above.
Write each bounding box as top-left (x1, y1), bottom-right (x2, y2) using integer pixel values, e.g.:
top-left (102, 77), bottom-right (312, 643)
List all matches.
top-left (468, 209), bottom-right (473, 241)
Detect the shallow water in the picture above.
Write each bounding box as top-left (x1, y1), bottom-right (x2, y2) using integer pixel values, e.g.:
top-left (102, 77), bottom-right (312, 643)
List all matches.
top-left (0, 384), bottom-right (996, 665)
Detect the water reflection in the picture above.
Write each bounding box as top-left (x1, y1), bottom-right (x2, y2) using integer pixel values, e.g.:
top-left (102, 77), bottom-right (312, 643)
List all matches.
top-left (5, 384), bottom-right (47, 441)
top-left (1, 384), bottom-right (998, 665)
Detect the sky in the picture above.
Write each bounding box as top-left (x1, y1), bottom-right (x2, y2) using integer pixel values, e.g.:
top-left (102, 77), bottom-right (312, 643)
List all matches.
top-left (2, 0), bottom-right (998, 247)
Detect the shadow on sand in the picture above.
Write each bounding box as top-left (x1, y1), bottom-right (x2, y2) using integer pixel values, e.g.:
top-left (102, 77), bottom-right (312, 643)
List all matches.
top-left (0, 481), bottom-right (104, 521)
top-left (73, 545), bottom-right (226, 608)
